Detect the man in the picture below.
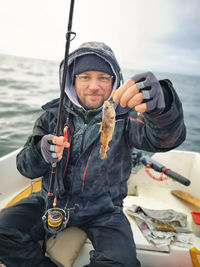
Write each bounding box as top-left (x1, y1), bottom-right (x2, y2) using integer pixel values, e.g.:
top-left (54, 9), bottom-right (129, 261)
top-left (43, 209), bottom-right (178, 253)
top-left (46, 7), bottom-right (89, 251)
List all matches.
top-left (0, 42), bottom-right (186, 266)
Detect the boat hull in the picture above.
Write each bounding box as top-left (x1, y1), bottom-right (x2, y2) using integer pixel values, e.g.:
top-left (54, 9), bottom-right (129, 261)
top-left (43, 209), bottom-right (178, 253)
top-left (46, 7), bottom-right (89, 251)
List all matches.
top-left (1, 149), bottom-right (200, 267)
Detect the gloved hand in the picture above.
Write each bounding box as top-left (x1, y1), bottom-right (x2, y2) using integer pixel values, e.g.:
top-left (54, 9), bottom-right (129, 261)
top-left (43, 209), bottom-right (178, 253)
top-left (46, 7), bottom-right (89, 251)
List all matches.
top-left (40, 134), bottom-right (70, 164)
top-left (112, 72), bottom-right (165, 113)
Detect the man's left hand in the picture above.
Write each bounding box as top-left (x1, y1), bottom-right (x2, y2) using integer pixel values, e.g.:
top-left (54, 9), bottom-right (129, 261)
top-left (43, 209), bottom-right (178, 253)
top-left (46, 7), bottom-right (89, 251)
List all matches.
top-left (112, 72), bottom-right (165, 113)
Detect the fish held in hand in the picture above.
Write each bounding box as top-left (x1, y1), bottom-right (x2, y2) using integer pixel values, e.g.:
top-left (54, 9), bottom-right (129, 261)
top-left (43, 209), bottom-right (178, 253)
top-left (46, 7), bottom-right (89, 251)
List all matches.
top-left (99, 101), bottom-right (116, 159)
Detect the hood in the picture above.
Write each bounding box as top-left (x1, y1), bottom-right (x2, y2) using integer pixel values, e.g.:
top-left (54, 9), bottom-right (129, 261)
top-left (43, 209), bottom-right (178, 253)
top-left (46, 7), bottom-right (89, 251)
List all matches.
top-left (59, 41), bottom-right (123, 109)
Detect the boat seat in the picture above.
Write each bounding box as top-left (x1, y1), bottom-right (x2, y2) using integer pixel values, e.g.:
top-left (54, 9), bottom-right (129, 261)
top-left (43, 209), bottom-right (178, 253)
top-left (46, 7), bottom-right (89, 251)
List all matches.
top-left (46, 226), bottom-right (87, 267)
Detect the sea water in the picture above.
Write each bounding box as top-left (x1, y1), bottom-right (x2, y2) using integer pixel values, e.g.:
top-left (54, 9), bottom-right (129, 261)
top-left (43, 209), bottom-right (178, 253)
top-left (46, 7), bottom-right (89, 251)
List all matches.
top-left (0, 53), bottom-right (200, 158)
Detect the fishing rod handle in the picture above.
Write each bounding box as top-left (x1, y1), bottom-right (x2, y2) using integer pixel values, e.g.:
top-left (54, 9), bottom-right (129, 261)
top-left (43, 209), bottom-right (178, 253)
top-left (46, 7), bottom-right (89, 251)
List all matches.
top-left (139, 155), bottom-right (164, 172)
top-left (139, 155), bottom-right (191, 186)
top-left (163, 169), bottom-right (191, 186)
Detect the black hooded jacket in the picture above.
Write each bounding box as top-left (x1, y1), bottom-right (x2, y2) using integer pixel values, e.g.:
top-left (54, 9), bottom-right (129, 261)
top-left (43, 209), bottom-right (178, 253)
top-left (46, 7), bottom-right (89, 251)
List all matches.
top-left (16, 42), bottom-right (186, 225)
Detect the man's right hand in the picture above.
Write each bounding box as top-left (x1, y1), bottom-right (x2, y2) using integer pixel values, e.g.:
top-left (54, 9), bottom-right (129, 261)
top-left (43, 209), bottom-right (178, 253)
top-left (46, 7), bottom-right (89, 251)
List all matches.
top-left (40, 134), bottom-right (70, 164)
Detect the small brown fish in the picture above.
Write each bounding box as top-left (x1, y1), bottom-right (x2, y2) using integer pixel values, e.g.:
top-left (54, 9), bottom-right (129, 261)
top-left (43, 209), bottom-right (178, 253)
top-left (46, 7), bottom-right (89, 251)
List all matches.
top-left (99, 101), bottom-right (116, 159)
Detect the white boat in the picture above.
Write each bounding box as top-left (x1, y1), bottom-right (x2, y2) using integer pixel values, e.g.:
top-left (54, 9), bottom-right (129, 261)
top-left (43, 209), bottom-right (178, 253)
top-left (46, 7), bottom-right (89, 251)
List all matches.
top-left (0, 149), bottom-right (200, 267)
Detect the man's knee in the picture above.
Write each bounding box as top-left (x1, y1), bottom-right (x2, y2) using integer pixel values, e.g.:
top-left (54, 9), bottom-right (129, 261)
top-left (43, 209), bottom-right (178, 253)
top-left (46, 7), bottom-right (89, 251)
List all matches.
top-left (88, 248), bottom-right (140, 267)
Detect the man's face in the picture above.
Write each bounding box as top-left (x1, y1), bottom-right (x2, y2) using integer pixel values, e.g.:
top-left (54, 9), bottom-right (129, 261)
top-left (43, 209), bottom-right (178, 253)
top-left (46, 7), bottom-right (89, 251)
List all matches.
top-left (74, 71), bottom-right (113, 109)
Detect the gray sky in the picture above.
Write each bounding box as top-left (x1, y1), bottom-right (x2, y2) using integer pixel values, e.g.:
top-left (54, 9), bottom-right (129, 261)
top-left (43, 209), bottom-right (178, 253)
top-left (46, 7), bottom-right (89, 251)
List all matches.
top-left (0, 0), bottom-right (199, 76)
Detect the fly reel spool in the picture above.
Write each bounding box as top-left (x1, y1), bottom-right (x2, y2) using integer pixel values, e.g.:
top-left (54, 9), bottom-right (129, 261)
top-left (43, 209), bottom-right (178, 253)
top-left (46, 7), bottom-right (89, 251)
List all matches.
top-left (42, 207), bottom-right (69, 234)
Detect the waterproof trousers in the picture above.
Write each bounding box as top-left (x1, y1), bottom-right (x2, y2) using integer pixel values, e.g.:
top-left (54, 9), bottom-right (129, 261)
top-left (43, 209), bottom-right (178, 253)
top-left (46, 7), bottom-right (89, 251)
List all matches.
top-left (0, 194), bottom-right (56, 267)
top-left (0, 194), bottom-right (140, 267)
top-left (80, 209), bottom-right (141, 267)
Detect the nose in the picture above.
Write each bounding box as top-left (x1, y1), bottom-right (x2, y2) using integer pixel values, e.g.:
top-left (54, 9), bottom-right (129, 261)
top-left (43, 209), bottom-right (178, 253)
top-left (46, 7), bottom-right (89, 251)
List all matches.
top-left (88, 77), bottom-right (101, 90)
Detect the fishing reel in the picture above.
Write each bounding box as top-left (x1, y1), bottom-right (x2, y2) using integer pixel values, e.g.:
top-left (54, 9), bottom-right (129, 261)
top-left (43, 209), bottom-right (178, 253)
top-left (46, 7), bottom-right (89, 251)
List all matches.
top-left (42, 204), bottom-right (79, 234)
top-left (42, 207), bottom-right (69, 234)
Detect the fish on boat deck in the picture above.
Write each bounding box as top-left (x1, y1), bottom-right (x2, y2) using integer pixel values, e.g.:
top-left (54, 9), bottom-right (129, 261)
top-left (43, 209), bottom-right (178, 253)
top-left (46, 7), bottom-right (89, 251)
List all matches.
top-left (98, 101), bottom-right (116, 160)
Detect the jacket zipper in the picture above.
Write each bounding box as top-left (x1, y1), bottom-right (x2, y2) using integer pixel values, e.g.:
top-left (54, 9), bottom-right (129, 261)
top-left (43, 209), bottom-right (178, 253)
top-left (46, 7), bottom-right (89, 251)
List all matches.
top-left (63, 122), bottom-right (87, 211)
top-left (66, 116), bottom-right (101, 202)
top-left (80, 123), bottom-right (87, 153)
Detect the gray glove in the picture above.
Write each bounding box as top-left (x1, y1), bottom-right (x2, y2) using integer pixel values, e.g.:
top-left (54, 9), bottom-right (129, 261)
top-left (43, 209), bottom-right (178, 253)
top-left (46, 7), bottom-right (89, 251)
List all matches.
top-left (41, 134), bottom-right (59, 164)
top-left (131, 72), bottom-right (165, 113)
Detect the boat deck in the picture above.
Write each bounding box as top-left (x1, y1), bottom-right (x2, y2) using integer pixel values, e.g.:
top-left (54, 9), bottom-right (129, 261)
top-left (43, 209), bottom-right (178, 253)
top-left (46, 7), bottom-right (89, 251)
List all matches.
top-left (125, 185), bottom-right (200, 266)
top-left (73, 184), bottom-right (200, 267)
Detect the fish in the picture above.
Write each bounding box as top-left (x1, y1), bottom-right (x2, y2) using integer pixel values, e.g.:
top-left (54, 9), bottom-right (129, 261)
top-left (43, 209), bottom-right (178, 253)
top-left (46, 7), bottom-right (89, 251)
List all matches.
top-left (98, 101), bottom-right (116, 160)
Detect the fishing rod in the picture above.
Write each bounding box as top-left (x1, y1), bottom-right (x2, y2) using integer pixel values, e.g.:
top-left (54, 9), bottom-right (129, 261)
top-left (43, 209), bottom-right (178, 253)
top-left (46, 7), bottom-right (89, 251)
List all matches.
top-left (132, 153), bottom-right (190, 186)
top-left (42, 0), bottom-right (76, 235)
top-left (139, 155), bottom-right (190, 186)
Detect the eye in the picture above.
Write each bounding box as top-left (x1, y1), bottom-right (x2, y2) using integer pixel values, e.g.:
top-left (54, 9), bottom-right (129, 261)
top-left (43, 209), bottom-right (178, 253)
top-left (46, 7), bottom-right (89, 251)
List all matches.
top-left (76, 75), bottom-right (90, 82)
top-left (81, 75), bottom-right (89, 80)
top-left (100, 76), bottom-right (110, 82)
